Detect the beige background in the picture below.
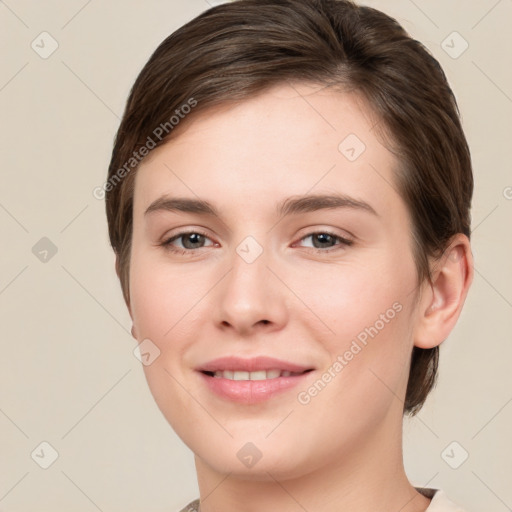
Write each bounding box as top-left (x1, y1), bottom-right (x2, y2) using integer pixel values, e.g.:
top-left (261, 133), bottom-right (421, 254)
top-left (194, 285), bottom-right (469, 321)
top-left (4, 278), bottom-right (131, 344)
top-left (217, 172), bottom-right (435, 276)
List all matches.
top-left (1, 0), bottom-right (511, 510)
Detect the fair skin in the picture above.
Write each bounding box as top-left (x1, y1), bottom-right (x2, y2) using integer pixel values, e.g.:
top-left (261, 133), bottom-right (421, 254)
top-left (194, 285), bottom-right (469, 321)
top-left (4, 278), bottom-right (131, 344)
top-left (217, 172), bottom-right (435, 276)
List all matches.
top-left (124, 82), bottom-right (473, 512)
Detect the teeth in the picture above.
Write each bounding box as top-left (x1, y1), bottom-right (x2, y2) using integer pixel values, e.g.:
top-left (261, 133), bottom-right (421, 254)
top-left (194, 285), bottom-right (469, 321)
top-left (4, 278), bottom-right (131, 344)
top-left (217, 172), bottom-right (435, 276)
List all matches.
top-left (246, 370), bottom-right (266, 380)
top-left (212, 369), bottom-right (301, 380)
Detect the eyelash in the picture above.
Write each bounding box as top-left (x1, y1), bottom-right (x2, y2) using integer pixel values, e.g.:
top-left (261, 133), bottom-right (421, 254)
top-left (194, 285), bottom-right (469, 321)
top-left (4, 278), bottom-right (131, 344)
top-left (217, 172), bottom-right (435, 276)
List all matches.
top-left (161, 229), bottom-right (353, 256)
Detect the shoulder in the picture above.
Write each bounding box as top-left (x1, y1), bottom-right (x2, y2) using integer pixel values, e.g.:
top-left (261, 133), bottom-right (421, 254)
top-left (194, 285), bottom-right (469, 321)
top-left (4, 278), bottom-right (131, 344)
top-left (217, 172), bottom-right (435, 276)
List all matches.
top-left (416, 487), bottom-right (468, 512)
top-left (177, 498), bottom-right (200, 512)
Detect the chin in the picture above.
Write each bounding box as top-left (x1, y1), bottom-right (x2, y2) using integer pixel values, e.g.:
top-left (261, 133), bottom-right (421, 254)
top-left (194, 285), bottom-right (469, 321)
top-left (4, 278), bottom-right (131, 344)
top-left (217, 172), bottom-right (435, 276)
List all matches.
top-left (192, 434), bottom-right (316, 481)
top-left (199, 454), bottom-right (310, 482)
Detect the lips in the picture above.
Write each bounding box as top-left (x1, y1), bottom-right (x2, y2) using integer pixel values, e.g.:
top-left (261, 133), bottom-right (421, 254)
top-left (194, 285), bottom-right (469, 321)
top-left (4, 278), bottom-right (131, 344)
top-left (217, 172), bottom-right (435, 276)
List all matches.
top-left (197, 356), bottom-right (314, 376)
top-left (196, 356), bottom-right (315, 404)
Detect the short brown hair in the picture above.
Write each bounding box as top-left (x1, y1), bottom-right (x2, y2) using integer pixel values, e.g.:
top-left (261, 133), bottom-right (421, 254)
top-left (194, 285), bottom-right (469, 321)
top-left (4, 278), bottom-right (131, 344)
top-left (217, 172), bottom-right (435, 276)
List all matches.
top-left (105, 0), bottom-right (473, 416)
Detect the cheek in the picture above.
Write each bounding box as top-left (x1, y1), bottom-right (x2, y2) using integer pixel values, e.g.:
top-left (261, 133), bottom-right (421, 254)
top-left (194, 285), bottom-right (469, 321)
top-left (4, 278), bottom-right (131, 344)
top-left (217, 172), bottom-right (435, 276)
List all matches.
top-left (128, 250), bottom-right (205, 440)
top-left (294, 248), bottom-right (417, 398)
top-left (291, 251), bottom-right (413, 343)
top-left (129, 248), bottom-right (205, 341)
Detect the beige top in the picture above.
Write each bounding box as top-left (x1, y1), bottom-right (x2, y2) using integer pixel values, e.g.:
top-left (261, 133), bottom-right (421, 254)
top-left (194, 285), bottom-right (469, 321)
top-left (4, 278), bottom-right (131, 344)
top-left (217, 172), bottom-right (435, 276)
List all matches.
top-left (178, 488), bottom-right (467, 512)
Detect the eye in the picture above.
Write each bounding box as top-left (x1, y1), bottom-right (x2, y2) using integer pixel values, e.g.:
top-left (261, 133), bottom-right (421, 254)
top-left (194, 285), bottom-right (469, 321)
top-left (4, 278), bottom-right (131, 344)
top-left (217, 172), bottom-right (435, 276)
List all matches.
top-left (160, 229), bottom-right (353, 256)
top-left (161, 230), bottom-right (216, 254)
top-left (296, 231), bottom-right (353, 252)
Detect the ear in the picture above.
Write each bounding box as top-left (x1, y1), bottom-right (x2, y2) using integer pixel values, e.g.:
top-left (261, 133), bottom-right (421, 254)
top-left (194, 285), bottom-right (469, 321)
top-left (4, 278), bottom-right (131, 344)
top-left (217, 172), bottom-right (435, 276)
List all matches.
top-left (413, 234), bottom-right (474, 349)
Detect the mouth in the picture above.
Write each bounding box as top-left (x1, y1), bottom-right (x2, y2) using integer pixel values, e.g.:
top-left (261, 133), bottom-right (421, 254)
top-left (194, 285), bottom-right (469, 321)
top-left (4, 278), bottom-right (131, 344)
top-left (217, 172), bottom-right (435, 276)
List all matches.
top-left (201, 369), bottom-right (313, 380)
top-left (196, 356), bottom-right (315, 404)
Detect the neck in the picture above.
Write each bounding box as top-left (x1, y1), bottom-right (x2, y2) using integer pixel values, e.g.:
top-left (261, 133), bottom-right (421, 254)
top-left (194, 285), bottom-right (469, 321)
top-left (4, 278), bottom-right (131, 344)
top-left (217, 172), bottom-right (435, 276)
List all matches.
top-left (193, 404), bottom-right (431, 512)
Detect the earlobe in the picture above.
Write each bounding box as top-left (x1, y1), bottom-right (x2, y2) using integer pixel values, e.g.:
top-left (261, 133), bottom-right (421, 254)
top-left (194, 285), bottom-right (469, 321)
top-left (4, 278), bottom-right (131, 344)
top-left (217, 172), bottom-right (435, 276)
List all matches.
top-left (414, 234), bottom-right (474, 349)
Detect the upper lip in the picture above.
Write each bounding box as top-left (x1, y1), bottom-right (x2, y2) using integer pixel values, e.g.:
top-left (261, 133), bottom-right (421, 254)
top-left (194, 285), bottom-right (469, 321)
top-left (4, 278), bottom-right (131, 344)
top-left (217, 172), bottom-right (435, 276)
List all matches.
top-left (197, 356), bottom-right (314, 373)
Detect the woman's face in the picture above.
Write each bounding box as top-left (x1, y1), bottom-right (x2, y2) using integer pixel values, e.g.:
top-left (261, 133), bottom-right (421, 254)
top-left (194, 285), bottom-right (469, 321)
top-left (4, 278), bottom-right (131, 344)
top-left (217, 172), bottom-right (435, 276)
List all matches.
top-left (129, 83), bottom-right (425, 479)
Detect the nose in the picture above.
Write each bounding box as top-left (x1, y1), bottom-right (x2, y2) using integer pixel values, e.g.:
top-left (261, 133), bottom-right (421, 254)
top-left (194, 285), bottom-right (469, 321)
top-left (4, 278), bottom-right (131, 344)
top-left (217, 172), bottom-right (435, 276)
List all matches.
top-left (213, 240), bottom-right (288, 336)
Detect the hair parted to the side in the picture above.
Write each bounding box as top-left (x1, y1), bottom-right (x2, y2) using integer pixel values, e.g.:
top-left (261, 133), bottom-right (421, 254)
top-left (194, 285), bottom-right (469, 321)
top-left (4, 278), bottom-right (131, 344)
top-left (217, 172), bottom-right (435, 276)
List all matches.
top-left (105, 0), bottom-right (473, 416)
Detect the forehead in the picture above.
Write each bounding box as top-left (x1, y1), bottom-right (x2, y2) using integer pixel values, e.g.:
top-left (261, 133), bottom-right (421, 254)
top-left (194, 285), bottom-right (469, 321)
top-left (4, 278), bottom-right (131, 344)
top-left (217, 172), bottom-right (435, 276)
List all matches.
top-left (133, 82), bottom-right (401, 220)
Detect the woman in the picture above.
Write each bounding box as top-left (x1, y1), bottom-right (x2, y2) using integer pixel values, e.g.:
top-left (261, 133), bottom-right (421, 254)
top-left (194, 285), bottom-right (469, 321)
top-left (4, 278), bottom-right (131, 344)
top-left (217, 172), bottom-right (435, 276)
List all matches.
top-left (105, 0), bottom-right (474, 510)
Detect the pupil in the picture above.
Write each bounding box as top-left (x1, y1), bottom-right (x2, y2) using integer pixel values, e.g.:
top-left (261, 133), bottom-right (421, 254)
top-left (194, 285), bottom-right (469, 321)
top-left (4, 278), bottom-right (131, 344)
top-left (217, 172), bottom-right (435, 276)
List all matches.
top-left (314, 233), bottom-right (333, 248)
top-left (185, 233), bottom-right (203, 248)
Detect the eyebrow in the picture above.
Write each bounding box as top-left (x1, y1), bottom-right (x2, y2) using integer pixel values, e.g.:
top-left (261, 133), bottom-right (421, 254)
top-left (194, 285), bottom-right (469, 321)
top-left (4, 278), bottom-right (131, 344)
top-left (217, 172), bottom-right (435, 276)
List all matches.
top-left (144, 193), bottom-right (379, 218)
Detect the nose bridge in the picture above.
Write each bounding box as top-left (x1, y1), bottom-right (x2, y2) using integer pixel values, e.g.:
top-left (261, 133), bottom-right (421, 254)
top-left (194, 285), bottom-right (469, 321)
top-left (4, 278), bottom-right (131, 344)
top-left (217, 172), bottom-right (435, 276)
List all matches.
top-left (235, 234), bottom-right (266, 267)
top-left (228, 234), bottom-right (270, 303)
top-left (214, 233), bottom-right (285, 332)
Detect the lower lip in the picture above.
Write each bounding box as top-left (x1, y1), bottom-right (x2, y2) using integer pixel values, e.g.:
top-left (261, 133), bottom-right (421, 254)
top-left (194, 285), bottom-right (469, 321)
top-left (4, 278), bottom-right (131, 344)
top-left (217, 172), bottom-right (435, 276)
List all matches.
top-left (198, 371), bottom-right (312, 404)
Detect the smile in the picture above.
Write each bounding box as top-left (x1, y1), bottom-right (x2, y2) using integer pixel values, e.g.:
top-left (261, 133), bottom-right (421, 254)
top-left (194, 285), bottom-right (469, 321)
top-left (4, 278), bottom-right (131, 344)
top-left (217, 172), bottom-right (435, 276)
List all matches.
top-left (206, 369), bottom-right (309, 380)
